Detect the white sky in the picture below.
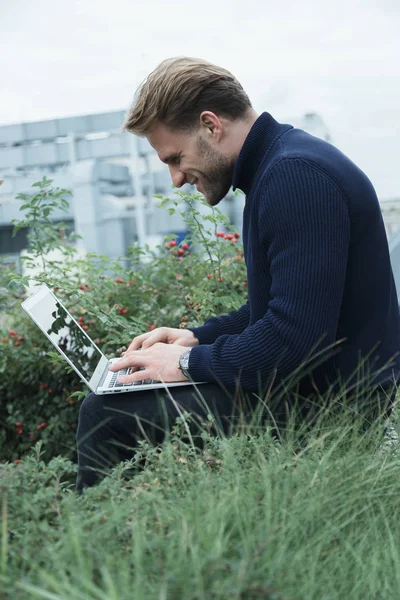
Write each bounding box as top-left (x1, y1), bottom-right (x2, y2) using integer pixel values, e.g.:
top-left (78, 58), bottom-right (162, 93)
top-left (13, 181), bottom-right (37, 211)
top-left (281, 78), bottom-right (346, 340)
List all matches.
top-left (2, 0), bottom-right (400, 198)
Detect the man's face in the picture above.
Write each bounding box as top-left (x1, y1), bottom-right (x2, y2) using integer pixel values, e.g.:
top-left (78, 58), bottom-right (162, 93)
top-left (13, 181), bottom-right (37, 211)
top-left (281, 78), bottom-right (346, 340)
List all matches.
top-left (147, 122), bottom-right (235, 206)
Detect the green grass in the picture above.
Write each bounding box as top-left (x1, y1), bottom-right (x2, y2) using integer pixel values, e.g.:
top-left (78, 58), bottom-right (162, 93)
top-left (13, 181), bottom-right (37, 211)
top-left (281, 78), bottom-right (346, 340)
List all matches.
top-left (1, 405), bottom-right (400, 600)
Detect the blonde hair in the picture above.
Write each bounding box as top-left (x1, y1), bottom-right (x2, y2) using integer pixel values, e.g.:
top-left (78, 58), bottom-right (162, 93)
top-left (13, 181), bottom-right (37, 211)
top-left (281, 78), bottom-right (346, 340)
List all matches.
top-left (122, 57), bottom-right (252, 136)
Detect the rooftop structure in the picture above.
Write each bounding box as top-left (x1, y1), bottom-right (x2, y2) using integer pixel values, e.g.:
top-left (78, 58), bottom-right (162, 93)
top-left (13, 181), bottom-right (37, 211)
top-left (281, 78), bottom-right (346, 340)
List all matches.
top-left (3, 108), bottom-right (398, 295)
top-left (0, 110), bottom-right (175, 263)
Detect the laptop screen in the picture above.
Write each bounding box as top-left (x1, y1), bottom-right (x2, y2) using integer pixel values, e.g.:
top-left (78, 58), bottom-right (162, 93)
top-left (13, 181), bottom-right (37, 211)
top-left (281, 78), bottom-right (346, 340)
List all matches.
top-left (26, 290), bottom-right (103, 382)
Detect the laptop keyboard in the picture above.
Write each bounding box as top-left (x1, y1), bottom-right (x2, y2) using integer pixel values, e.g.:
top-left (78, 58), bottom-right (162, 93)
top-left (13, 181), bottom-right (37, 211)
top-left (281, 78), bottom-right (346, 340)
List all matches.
top-left (108, 368), bottom-right (155, 388)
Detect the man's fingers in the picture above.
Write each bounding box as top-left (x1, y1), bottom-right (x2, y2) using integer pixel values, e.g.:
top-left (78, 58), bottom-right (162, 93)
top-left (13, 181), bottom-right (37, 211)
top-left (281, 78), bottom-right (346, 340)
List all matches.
top-left (116, 368), bottom-right (153, 384)
top-left (127, 332), bottom-right (152, 351)
top-left (141, 330), bottom-right (167, 349)
top-left (109, 352), bottom-right (149, 372)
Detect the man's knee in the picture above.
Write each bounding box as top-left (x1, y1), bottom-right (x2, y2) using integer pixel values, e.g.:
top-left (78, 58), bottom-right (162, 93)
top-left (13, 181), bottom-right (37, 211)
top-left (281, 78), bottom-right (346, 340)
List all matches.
top-left (76, 393), bottom-right (115, 449)
top-left (77, 393), bottom-right (111, 437)
top-left (80, 392), bottom-right (102, 416)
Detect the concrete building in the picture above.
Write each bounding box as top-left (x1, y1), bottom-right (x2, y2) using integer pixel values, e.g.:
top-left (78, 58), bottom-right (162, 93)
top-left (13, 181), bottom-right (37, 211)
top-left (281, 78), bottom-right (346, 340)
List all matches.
top-left (0, 110), bottom-right (177, 268)
top-left (380, 198), bottom-right (400, 240)
top-left (0, 110), bottom-right (247, 269)
top-left (385, 199), bottom-right (400, 298)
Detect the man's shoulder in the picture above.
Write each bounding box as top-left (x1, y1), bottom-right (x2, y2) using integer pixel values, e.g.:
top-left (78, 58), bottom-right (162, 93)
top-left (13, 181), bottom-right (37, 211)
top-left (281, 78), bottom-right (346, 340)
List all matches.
top-left (257, 128), bottom-right (367, 200)
top-left (258, 153), bottom-right (338, 191)
top-left (263, 128), bottom-right (345, 174)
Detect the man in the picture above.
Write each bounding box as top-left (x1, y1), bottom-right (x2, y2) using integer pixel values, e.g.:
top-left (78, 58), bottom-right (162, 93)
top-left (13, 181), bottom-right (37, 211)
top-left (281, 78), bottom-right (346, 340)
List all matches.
top-left (76, 57), bottom-right (400, 492)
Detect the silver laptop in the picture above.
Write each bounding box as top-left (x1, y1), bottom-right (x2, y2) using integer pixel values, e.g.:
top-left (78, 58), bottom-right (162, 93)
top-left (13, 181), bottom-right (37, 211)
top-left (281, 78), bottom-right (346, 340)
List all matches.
top-left (21, 284), bottom-right (201, 395)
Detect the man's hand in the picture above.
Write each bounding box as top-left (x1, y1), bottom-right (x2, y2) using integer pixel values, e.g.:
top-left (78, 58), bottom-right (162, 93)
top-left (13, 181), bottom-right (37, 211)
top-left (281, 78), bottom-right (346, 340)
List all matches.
top-left (126, 327), bottom-right (199, 352)
top-left (109, 342), bottom-right (190, 384)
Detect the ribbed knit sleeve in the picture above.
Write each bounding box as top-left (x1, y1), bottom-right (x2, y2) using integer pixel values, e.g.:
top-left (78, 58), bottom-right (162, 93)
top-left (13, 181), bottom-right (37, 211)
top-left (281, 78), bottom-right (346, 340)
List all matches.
top-left (188, 159), bottom-right (350, 391)
top-left (188, 302), bottom-right (250, 345)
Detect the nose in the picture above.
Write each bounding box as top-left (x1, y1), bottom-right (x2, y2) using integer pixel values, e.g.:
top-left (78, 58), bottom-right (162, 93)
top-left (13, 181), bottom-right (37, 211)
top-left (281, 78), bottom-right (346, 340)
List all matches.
top-left (169, 166), bottom-right (187, 188)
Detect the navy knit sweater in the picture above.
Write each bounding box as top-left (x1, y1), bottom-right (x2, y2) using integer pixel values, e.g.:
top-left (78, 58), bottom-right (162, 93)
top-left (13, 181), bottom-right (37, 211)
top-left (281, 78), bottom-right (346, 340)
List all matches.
top-left (188, 112), bottom-right (400, 397)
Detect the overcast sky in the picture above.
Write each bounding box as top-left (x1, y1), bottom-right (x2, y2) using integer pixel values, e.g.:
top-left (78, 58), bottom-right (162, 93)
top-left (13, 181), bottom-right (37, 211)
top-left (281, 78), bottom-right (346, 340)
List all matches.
top-left (2, 0), bottom-right (399, 198)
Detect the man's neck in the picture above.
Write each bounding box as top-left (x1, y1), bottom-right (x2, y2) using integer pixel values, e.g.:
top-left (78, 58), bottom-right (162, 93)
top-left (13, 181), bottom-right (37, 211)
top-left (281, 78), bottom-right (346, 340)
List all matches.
top-left (222, 108), bottom-right (259, 159)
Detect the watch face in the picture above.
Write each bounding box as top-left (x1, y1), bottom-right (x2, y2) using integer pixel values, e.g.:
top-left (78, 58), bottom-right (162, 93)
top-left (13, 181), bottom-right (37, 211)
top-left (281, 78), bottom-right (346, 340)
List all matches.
top-left (181, 350), bottom-right (190, 368)
top-left (180, 349), bottom-right (191, 372)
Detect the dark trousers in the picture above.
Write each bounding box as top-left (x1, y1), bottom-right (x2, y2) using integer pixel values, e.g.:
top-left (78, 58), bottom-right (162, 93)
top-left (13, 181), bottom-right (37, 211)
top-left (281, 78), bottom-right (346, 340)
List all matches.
top-left (75, 381), bottom-right (395, 493)
top-left (76, 383), bottom-right (256, 493)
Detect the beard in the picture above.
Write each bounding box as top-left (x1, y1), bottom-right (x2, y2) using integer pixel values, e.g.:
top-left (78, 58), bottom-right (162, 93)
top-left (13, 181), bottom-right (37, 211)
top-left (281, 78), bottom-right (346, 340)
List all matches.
top-left (195, 136), bottom-right (235, 206)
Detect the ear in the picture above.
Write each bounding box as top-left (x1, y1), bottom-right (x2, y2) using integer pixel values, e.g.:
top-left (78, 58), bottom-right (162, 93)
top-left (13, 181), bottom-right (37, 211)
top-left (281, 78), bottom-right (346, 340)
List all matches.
top-left (199, 111), bottom-right (223, 140)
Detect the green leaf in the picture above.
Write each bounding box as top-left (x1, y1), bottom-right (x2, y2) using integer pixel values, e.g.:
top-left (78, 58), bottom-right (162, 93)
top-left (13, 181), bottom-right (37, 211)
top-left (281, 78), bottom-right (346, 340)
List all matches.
top-left (12, 223), bottom-right (27, 236)
top-left (70, 390), bottom-right (86, 400)
top-left (98, 314), bottom-right (110, 324)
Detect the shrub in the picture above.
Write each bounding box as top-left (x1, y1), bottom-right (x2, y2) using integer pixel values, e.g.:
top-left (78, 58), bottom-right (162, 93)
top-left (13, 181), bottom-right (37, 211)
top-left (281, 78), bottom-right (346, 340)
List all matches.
top-left (0, 179), bottom-right (247, 463)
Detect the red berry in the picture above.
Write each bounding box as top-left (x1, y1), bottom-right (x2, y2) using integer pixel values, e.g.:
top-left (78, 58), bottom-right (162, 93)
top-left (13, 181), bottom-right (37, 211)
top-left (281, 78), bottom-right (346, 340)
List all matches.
top-left (170, 240), bottom-right (177, 247)
top-left (16, 428), bottom-right (23, 435)
top-left (225, 234), bottom-right (233, 240)
top-left (1, 337), bottom-right (7, 343)
top-left (243, 281), bottom-right (248, 286)
top-left (82, 325), bottom-right (89, 331)
top-left (115, 277), bottom-right (124, 283)
top-left (15, 421), bottom-right (23, 427)
top-left (122, 308), bottom-right (128, 315)
top-left (234, 232), bottom-right (240, 239)
top-left (40, 383), bottom-right (48, 390)
top-left (13, 459), bottom-right (20, 464)
top-left (14, 341), bottom-right (21, 347)
top-left (182, 243), bottom-right (189, 250)
top-left (9, 329), bottom-right (17, 337)
top-left (78, 317), bottom-right (84, 324)
top-left (41, 422), bottom-right (47, 429)
top-left (216, 232), bottom-right (225, 238)
top-left (206, 274), bottom-right (213, 279)
top-left (177, 249), bottom-right (184, 256)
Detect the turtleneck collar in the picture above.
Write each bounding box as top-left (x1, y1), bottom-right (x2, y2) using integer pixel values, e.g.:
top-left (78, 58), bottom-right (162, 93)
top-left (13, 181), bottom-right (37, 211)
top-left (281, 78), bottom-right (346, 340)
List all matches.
top-left (232, 112), bottom-right (293, 195)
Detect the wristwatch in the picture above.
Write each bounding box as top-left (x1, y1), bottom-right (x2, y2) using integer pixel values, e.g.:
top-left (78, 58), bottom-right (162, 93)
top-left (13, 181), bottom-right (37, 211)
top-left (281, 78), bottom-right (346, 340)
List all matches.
top-left (179, 349), bottom-right (192, 379)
